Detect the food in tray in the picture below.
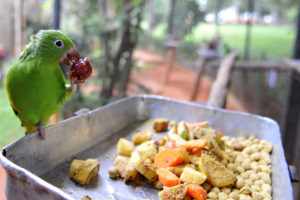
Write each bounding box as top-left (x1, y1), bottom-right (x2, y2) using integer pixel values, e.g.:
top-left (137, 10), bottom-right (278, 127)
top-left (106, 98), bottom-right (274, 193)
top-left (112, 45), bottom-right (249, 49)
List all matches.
top-left (109, 120), bottom-right (273, 200)
top-left (69, 159), bottom-right (99, 186)
top-left (153, 119), bottom-right (170, 132)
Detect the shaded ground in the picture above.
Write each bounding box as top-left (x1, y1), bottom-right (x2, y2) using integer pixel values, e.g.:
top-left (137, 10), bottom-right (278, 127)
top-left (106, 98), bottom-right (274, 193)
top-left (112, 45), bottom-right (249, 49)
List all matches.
top-left (129, 49), bottom-right (247, 112)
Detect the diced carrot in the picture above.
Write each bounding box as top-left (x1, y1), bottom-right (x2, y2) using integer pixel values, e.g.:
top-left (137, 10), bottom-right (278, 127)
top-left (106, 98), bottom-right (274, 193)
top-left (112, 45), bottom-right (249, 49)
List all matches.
top-left (154, 148), bottom-right (188, 169)
top-left (187, 184), bottom-right (207, 200)
top-left (185, 139), bottom-right (208, 149)
top-left (157, 168), bottom-right (180, 187)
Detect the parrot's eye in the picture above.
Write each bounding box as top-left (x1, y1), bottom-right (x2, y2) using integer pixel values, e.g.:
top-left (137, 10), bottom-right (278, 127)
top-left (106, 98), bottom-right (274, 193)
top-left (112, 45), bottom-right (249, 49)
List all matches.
top-left (54, 40), bottom-right (64, 48)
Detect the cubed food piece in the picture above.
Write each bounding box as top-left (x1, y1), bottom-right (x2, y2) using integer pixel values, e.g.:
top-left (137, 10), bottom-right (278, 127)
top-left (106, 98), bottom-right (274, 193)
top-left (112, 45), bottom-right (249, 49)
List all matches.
top-left (131, 151), bottom-right (158, 182)
top-left (117, 138), bottom-right (134, 156)
top-left (158, 184), bottom-right (188, 200)
top-left (81, 195), bottom-right (92, 200)
top-left (136, 141), bottom-right (158, 161)
top-left (167, 164), bottom-right (186, 177)
top-left (114, 155), bottom-right (138, 183)
top-left (108, 165), bottom-right (120, 179)
top-left (132, 129), bottom-right (153, 144)
top-left (153, 119), bottom-right (169, 132)
top-left (179, 167), bottom-right (207, 185)
top-left (69, 159), bottom-right (100, 186)
top-left (200, 154), bottom-right (236, 187)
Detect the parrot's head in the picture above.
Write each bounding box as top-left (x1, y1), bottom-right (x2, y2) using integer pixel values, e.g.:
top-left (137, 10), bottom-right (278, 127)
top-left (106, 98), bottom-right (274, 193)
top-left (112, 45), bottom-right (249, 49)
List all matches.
top-left (33, 30), bottom-right (80, 65)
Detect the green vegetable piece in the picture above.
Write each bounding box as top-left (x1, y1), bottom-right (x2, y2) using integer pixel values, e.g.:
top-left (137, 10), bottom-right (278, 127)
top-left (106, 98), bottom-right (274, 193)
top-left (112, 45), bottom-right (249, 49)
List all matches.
top-left (179, 129), bottom-right (189, 140)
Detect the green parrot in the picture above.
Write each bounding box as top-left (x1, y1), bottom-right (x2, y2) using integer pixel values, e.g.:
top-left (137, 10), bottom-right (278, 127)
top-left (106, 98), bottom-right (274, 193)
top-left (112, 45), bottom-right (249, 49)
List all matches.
top-left (5, 30), bottom-right (80, 139)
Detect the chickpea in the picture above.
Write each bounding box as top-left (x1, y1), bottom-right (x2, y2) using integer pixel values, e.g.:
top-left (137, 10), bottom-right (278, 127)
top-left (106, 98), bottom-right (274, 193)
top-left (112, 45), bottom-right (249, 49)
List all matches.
top-left (237, 166), bottom-right (245, 173)
top-left (252, 192), bottom-right (264, 200)
top-left (210, 187), bottom-right (220, 194)
top-left (207, 191), bottom-right (218, 199)
top-left (229, 191), bottom-right (239, 200)
top-left (260, 165), bottom-right (271, 174)
top-left (249, 173), bottom-right (259, 181)
top-left (239, 194), bottom-right (252, 200)
top-left (253, 179), bottom-right (264, 187)
top-left (240, 186), bottom-right (251, 195)
top-left (242, 159), bottom-right (251, 170)
top-left (250, 185), bottom-right (260, 193)
top-left (218, 192), bottom-right (228, 200)
top-left (260, 191), bottom-right (272, 199)
top-left (236, 177), bottom-right (245, 189)
top-left (241, 172), bottom-right (249, 179)
top-left (221, 187), bottom-right (231, 194)
top-left (235, 155), bottom-right (244, 163)
top-left (244, 179), bottom-right (252, 186)
top-left (250, 153), bottom-right (260, 161)
top-left (261, 183), bottom-right (271, 194)
top-left (260, 173), bottom-right (271, 184)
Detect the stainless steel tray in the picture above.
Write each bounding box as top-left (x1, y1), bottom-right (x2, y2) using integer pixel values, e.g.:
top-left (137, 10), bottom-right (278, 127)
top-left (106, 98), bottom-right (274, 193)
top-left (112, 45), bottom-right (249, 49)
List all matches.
top-left (0, 95), bottom-right (293, 200)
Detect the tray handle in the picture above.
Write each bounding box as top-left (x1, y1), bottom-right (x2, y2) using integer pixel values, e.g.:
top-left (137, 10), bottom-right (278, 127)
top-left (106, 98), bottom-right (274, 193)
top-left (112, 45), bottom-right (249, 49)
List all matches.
top-left (289, 165), bottom-right (299, 182)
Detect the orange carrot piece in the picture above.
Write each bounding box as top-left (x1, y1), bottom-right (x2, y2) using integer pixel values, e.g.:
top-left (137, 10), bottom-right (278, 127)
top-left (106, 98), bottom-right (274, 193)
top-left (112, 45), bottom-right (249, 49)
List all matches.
top-left (157, 168), bottom-right (180, 187)
top-left (187, 184), bottom-right (207, 200)
top-left (154, 148), bottom-right (187, 169)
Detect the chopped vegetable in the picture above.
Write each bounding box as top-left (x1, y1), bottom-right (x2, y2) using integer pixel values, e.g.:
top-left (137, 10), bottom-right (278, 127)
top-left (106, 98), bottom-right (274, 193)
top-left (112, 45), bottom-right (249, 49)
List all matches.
top-left (157, 168), bottom-right (180, 187)
top-left (158, 184), bottom-right (187, 200)
top-left (154, 148), bottom-right (188, 169)
top-left (200, 154), bottom-right (236, 187)
top-left (186, 184), bottom-right (207, 200)
top-left (69, 159), bottom-right (99, 186)
top-left (179, 129), bottom-right (189, 140)
top-left (132, 129), bottom-right (153, 144)
top-left (136, 141), bottom-right (158, 161)
top-left (180, 167), bottom-right (207, 185)
top-left (108, 165), bottom-right (120, 179)
top-left (185, 139), bottom-right (208, 154)
top-left (114, 155), bottom-right (138, 183)
top-left (188, 121), bottom-right (210, 130)
top-left (117, 138), bottom-right (134, 156)
top-left (131, 151), bottom-right (158, 182)
top-left (153, 119), bottom-right (169, 132)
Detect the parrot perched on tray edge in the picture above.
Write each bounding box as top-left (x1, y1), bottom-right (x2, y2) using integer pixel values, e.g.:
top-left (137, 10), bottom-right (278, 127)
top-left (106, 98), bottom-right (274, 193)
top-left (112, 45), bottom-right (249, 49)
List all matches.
top-left (5, 30), bottom-right (80, 139)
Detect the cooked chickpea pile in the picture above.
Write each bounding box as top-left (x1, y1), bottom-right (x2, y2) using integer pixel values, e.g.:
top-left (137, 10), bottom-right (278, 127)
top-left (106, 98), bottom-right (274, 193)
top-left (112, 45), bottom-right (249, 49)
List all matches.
top-left (110, 119), bottom-right (273, 200)
top-left (207, 136), bottom-right (272, 200)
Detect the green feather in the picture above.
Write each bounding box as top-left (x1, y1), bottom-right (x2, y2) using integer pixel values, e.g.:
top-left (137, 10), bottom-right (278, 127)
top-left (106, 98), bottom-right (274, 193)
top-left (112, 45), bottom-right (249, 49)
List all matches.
top-left (5, 30), bottom-right (74, 134)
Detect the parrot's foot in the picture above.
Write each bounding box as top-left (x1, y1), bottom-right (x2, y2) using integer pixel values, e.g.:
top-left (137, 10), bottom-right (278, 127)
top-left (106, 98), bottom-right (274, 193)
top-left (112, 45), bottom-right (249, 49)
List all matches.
top-left (37, 122), bottom-right (45, 140)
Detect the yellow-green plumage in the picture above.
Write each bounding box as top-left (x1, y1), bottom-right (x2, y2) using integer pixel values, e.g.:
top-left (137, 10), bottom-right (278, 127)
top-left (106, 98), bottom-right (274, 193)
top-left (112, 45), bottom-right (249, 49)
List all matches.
top-left (5, 30), bottom-right (74, 134)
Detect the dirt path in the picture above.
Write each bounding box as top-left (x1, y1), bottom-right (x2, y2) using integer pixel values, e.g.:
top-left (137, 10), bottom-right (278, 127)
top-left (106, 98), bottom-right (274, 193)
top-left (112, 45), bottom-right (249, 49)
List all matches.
top-left (130, 49), bottom-right (247, 112)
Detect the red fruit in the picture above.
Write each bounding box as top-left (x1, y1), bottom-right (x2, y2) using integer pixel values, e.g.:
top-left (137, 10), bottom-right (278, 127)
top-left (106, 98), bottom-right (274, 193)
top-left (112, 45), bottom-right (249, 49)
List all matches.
top-left (68, 58), bottom-right (92, 84)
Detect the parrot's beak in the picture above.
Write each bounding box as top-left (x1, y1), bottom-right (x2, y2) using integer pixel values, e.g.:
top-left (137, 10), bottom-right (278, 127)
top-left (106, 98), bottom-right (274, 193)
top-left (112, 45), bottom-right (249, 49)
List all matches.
top-left (61, 46), bottom-right (80, 65)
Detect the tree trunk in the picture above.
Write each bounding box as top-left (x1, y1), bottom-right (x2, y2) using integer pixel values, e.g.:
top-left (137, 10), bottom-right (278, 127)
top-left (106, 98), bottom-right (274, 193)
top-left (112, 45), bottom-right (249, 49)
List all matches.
top-left (167, 0), bottom-right (176, 38)
top-left (14, 0), bottom-right (25, 56)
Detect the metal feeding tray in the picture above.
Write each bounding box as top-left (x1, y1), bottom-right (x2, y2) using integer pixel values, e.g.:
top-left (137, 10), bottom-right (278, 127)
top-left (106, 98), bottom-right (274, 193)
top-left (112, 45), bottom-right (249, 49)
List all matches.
top-left (0, 95), bottom-right (293, 200)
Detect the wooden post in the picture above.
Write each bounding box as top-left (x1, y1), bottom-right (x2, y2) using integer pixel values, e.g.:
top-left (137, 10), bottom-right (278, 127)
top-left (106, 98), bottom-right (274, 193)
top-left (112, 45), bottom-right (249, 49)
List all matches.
top-left (14, 0), bottom-right (25, 56)
top-left (164, 46), bottom-right (176, 83)
top-left (207, 51), bottom-right (238, 108)
top-left (190, 57), bottom-right (207, 101)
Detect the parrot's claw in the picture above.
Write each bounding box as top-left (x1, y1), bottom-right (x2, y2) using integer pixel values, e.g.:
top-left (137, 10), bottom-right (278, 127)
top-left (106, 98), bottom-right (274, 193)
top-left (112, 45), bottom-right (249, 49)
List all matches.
top-left (37, 122), bottom-right (45, 140)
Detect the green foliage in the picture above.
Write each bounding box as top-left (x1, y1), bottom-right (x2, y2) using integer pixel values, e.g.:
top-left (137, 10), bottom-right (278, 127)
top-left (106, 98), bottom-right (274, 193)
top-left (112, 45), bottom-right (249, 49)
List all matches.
top-left (0, 87), bottom-right (24, 148)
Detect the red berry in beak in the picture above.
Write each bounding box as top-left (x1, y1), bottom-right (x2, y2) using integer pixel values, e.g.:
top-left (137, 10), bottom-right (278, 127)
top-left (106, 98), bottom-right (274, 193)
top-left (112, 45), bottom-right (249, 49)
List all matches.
top-left (68, 58), bottom-right (92, 84)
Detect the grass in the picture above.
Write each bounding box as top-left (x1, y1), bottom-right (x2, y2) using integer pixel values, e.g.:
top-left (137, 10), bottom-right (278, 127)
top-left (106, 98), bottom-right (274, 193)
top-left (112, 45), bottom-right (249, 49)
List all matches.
top-left (150, 23), bottom-right (295, 60)
top-left (0, 86), bottom-right (24, 148)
